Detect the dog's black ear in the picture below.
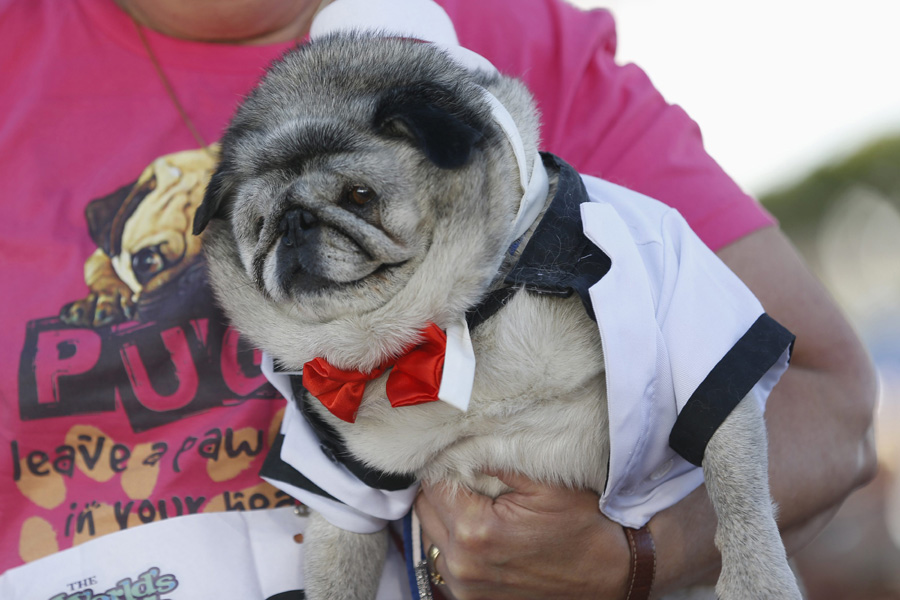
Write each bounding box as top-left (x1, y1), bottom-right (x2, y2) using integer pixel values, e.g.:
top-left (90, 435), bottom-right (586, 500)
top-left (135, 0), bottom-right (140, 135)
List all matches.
top-left (84, 181), bottom-right (139, 255)
top-left (193, 167), bottom-right (234, 235)
top-left (87, 175), bottom-right (159, 256)
top-left (374, 85), bottom-right (485, 169)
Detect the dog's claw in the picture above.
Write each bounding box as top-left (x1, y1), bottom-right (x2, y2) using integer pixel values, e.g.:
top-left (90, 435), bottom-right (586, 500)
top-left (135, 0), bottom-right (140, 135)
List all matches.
top-left (59, 290), bottom-right (134, 328)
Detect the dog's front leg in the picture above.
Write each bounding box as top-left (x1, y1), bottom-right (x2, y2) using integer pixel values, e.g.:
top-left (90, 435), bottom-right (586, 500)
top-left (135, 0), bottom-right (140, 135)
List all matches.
top-left (304, 511), bottom-right (388, 600)
top-left (703, 397), bottom-right (802, 599)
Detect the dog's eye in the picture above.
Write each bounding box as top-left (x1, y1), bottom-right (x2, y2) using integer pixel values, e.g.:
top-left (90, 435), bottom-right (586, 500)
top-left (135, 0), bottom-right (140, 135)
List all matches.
top-left (345, 185), bottom-right (376, 206)
top-left (131, 245), bottom-right (167, 285)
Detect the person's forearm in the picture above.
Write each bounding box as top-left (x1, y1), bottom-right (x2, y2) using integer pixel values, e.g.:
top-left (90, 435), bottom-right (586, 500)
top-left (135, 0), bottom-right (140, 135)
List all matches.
top-left (764, 362), bottom-right (878, 536)
top-left (718, 227), bottom-right (879, 532)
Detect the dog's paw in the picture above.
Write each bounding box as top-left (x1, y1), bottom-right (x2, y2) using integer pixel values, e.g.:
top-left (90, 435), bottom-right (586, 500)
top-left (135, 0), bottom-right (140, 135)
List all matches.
top-left (60, 288), bottom-right (135, 328)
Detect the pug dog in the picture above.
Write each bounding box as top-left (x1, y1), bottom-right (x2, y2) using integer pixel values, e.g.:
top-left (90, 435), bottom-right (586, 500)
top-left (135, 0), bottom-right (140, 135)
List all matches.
top-left (61, 148), bottom-right (216, 327)
top-left (193, 31), bottom-right (802, 600)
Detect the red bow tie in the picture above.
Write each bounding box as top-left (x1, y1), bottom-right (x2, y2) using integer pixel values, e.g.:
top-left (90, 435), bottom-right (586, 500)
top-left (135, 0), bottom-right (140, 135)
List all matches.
top-left (302, 323), bottom-right (447, 423)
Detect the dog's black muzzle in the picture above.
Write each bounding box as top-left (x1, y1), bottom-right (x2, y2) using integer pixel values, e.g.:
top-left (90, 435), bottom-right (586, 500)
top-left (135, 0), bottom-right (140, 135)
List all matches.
top-left (280, 206), bottom-right (320, 248)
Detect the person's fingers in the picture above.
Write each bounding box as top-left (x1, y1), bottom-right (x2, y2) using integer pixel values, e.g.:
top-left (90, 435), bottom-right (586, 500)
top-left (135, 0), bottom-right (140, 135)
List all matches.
top-left (415, 487), bottom-right (450, 545)
top-left (415, 498), bottom-right (462, 600)
top-left (485, 469), bottom-right (602, 517)
top-left (419, 480), bottom-right (496, 545)
top-left (486, 469), bottom-right (547, 495)
top-left (416, 488), bottom-right (462, 592)
top-left (428, 545), bottom-right (461, 600)
top-left (420, 480), bottom-right (483, 514)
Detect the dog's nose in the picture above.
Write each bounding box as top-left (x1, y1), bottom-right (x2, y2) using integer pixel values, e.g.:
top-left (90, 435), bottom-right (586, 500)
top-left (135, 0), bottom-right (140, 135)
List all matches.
top-left (280, 207), bottom-right (319, 247)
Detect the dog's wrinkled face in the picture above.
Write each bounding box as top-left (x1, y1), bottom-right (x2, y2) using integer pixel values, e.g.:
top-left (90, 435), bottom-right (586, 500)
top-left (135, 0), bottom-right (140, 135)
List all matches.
top-left (194, 35), bottom-right (511, 322)
top-left (217, 121), bottom-right (448, 311)
top-left (117, 149), bottom-right (216, 297)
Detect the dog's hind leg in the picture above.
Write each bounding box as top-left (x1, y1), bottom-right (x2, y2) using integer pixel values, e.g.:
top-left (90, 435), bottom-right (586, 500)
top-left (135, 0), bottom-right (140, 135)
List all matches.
top-left (304, 511), bottom-right (388, 600)
top-left (703, 396), bottom-right (802, 599)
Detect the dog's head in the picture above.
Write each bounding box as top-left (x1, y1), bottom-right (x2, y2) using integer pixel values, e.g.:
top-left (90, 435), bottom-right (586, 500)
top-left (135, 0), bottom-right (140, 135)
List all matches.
top-left (112, 148), bottom-right (216, 299)
top-left (194, 34), bottom-right (541, 370)
top-left (68, 147), bottom-right (218, 326)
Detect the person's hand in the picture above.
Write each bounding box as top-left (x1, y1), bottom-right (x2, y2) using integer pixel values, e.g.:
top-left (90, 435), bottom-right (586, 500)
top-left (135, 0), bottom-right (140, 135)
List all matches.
top-left (414, 472), bottom-right (631, 600)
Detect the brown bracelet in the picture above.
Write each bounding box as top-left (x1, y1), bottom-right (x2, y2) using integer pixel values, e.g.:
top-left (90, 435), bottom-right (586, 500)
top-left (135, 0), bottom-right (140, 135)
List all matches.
top-left (623, 525), bottom-right (656, 600)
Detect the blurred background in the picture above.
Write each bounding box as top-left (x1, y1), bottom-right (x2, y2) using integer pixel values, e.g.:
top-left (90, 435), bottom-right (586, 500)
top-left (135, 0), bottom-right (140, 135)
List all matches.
top-left (568, 0), bottom-right (900, 597)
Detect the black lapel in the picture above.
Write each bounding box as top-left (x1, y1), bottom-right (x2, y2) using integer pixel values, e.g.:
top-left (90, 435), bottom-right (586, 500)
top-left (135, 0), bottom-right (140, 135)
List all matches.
top-left (503, 153), bottom-right (611, 321)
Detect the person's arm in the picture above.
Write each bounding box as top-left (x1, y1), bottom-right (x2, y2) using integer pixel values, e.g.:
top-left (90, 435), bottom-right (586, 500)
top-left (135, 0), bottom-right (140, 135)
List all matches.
top-left (416, 224), bottom-right (878, 599)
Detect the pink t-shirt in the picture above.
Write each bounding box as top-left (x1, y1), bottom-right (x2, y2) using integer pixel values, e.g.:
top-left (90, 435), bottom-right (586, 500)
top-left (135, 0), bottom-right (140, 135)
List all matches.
top-left (0, 0), bottom-right (773, 574)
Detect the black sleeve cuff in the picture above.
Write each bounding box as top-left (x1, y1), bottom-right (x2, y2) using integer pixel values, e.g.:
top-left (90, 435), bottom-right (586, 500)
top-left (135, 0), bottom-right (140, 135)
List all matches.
top-left (669, 313), bottom-right (795, 466)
